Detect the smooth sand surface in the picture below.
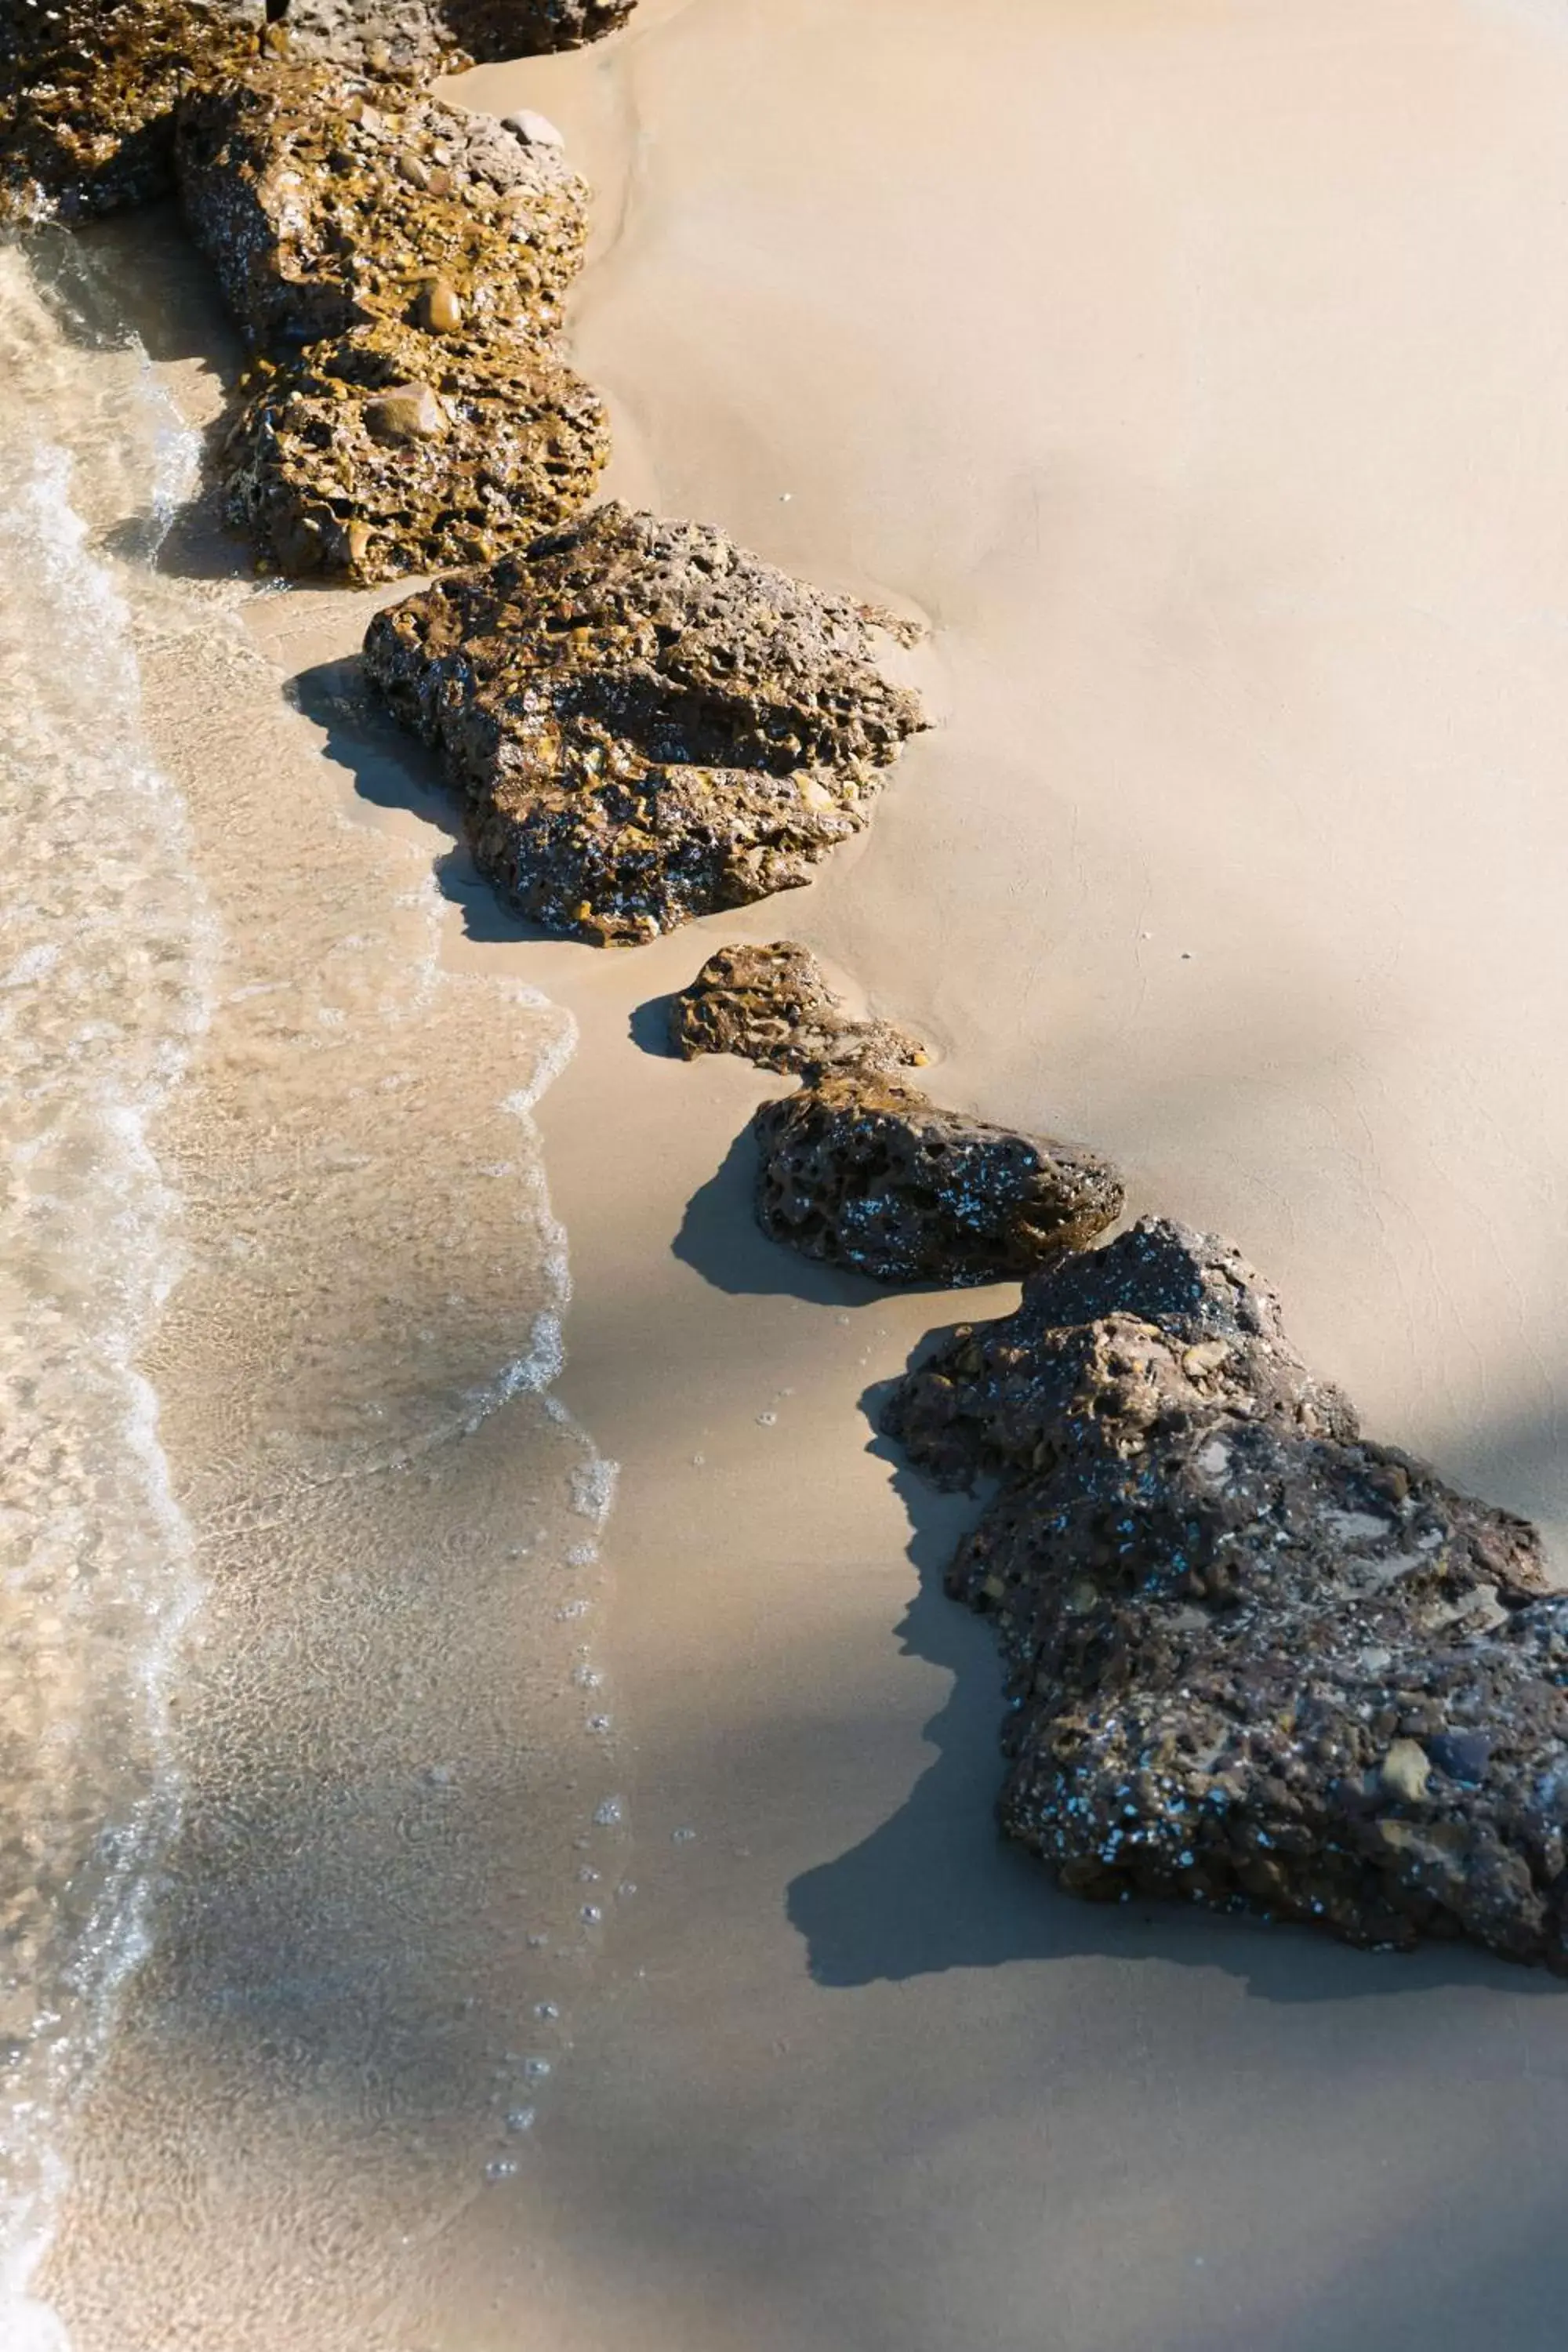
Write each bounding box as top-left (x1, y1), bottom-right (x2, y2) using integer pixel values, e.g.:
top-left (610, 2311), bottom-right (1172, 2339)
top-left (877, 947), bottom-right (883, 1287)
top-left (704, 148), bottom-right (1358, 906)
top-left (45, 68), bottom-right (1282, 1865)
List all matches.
top-left (42, 1), bottom-right (1568, 2344)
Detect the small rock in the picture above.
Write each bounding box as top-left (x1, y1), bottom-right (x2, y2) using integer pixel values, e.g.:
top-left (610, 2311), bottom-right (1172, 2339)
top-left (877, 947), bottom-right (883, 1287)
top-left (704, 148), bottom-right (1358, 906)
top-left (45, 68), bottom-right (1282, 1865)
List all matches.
top-left (669, 941), bottom-right (927, 1077)
top-left (362, 381), bottom-right (449, 444)
top-left (753, 1071), bottom-right (1124, 1287)
top-left (419, 277), bottom-right (464, 334)
top-left (503, 110), bottom-right (567, 150)
top-left (1380, 1740), bottom-right (1432, 1804)
top-left (397, 151), bottom-right (433, 191)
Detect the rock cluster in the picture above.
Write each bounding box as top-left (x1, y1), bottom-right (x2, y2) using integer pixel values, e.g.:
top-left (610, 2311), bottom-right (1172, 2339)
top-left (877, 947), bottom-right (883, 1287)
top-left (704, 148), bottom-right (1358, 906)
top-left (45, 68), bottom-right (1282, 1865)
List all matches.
top-left (176, 63), bottom-right (608, 579)
top-left (363, 503), bottom-right (929, 939)
top-left (754, 1072), bottom-right (1124, 1287)
top-left (0, 2), bottom-right (633, 225)
top-left (669, 941), bottom-right (928, 1078)
top-left (886, 1218), bottom-right (1568, 1968)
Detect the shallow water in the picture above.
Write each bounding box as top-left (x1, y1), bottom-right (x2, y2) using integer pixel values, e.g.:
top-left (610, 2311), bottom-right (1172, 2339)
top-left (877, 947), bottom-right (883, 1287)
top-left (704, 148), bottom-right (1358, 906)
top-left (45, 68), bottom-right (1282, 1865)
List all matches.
top-left (0, 231), bottom-right (623, 2349)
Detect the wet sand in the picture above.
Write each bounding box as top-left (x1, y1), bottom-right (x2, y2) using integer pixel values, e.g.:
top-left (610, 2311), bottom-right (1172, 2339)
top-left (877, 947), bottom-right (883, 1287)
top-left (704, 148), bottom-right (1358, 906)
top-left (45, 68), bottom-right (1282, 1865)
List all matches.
top-left (38, 0), bottom-right (1568, 2343)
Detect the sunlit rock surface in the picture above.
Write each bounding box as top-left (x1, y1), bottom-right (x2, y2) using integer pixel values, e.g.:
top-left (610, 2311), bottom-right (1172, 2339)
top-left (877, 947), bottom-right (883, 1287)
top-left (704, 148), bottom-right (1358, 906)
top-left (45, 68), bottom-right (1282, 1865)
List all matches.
top-left (669, 941), bottom-right (928, 1079)
top-left (364, 503), bottom-right (928, 941)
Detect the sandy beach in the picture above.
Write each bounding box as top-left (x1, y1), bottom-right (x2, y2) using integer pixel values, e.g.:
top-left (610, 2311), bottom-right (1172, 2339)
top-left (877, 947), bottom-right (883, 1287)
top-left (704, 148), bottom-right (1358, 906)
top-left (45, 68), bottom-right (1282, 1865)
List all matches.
top-left (13, 0), bottom-right (1568, 2343)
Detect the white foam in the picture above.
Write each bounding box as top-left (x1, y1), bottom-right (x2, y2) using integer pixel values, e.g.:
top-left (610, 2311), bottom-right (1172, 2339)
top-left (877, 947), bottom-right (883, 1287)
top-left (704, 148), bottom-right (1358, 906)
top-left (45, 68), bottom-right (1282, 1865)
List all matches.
top-left (0, 251), bottom-right (216, 2350)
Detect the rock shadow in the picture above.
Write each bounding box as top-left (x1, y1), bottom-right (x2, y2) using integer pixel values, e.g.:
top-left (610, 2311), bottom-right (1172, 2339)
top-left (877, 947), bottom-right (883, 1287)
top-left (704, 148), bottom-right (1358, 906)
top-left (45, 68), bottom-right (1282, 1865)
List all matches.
top-left (786, 1379), bottom-right (1567, 2005)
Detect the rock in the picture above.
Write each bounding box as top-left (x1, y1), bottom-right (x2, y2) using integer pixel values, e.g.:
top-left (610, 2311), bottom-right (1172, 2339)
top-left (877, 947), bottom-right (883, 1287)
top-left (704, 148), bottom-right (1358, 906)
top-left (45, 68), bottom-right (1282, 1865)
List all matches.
top-left (362, 503), bottom-right (928, 942)
top-left (418, 275), bottom-right (464, 334)
top-left (884, 1215), bottom-right (1568, 1969)
top-left (1, 2), bottom-right (637, 223)
top-left (176, 65), bottom-right (590, 353)
top-left (1381, 1740), bottom-right (1432, 1804)
top-left (362, 379), bottom-right (449, 441)
top-left (503, 108), bottom-right (565, 149)
top-left (223, 322), bottom-right (608, 582)
top-left (885, 1217), bottom-right (1359, 1489)
top-left (0, 1), bottom-right (254, 223)
top-left (668, 941), bottom-right (928, 1078)
top-left (753, 1072), bottom-right (1124, 1286)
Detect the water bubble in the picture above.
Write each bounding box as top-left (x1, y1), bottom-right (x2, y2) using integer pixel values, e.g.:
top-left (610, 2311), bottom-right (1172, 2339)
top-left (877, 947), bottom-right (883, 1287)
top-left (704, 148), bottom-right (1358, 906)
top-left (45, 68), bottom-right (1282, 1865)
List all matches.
top-left (567, 1542), bottom-right (596, 1567)
top-left (672, 1826), bottom-right (696, 1844)
top-left (581, 1903), bottom-right (604, 1925)
top-left (691, 1452), bottom-right (706, 1466)
top-left (572, 1664), bottom-right (602, 1690)
top-left (506, 2106), bottom-right (537, 2135)
top-left (593, 1797), bottom-right (623, 1827)
top-left (485, 2156), bottom-right (520, 2183)
top-left (616, 1880), bottom-right (637, 1900)
top-left (526, 1933), bottom-right (549, 1950)
top-left (588, 1713), bottom-right (612, 1733)
top-left (524, 2057), bottom-right (553, 2082)
top-left (534, 2001), bottom-right (560, 2022)
top-left (578, 1867), bottom-right (601, 1884)
top-left (757, 1411), bottom-right (777, 1427)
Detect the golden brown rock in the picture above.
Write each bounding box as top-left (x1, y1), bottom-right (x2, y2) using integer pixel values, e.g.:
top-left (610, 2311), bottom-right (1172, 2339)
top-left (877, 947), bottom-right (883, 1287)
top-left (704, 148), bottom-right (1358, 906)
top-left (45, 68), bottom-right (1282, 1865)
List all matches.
top-left (224, 321), bottom-right (608, 583)
top-left (362, 503), bottom-right (928, 940)
top-left (175, 64), bottom-right (590, 353)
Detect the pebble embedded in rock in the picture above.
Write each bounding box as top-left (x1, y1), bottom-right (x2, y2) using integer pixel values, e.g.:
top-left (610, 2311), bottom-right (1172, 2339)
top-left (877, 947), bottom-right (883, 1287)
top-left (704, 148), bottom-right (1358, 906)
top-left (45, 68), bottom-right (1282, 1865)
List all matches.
top-left (419, 276), bottom-right (464, 334)
top-left (503, 109), bottom-right (567, 149)
top-left (1379, 1740), bottom-right (1432, 1805)
top-left (363, 381), bottom-right (449, 443)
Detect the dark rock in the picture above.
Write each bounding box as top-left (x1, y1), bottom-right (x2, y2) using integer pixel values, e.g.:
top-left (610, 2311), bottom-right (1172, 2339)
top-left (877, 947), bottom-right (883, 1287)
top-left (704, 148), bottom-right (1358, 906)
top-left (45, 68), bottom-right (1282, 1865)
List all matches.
top-left (0, 1), bottom-right (254, 223)
top-left (884, 1215), bottom-right (1568, 1969)
top-left (223, 321), bottom-right (608, 581)
top-left (753, 1071), bottom-right (1124, 1286)
top-left (175, 65), bottom-right (590, 353)
top-left (669, 941), bottom-right (928, 1078)
top-left (362, 503), bottom-right (928, 943)
top-left (886, 1216), bottom-right (1359, 1488)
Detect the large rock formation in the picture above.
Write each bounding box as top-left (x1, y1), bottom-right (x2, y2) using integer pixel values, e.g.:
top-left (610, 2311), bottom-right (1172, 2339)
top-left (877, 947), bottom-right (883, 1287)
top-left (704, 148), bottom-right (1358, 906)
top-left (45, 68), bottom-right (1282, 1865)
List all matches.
top-left (886, 1218), bottom-right (1568, 1969)
top-left (1, 1), bottom-right (254, 223)
top-left (669, 941), bottom-right (929, 1079)
top-left (173, 61), bottom-right (607, 578)
top-left (754, 1072), bottom-right (1124, 1285)
top-left (223, 321), bottom-right (608, 580)
top-left (1, 1), bottom-right (637, 224)
top-left (363, 504), bottom-right (929, 941)
top-left (175, 67), bottom-right (590, 352)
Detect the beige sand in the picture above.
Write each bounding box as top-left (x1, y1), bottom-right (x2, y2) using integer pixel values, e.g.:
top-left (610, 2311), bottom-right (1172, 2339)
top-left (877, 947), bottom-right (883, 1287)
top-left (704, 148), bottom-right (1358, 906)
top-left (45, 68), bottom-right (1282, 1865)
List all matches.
top-left (42, 0), bottom-right (1568, 2344)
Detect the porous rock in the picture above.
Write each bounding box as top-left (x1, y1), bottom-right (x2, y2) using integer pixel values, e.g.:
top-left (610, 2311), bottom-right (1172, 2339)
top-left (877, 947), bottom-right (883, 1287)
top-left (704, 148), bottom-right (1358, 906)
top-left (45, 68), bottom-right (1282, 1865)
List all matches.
top-left (0, 0), bottom-right (253, 223)
top-left (2, 2), bottom-right (637, 223)
top-left (753, 1072), bottom-right (1125, 1285)
top-left (175, 64), bottom-right (590, 352)
top-left (669, 941), bottom-right (928, 1078)
top-left (362, 503), bottom-right (928, 943)
top-left (223, 321), bottom-right (608, 580)
top-left (886, 1216), bottom-right (1568, 1968)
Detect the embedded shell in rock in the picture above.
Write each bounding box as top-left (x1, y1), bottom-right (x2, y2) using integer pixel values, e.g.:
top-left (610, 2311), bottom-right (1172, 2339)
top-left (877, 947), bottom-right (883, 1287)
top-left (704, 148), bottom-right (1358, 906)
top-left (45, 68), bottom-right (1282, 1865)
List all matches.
top-left (362, 503), bottom-right (929, 943)
top-left (886, 1217), bottom-right (1568, 1969)
top-left (753, 1072), bottom-right (1125, 1286)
